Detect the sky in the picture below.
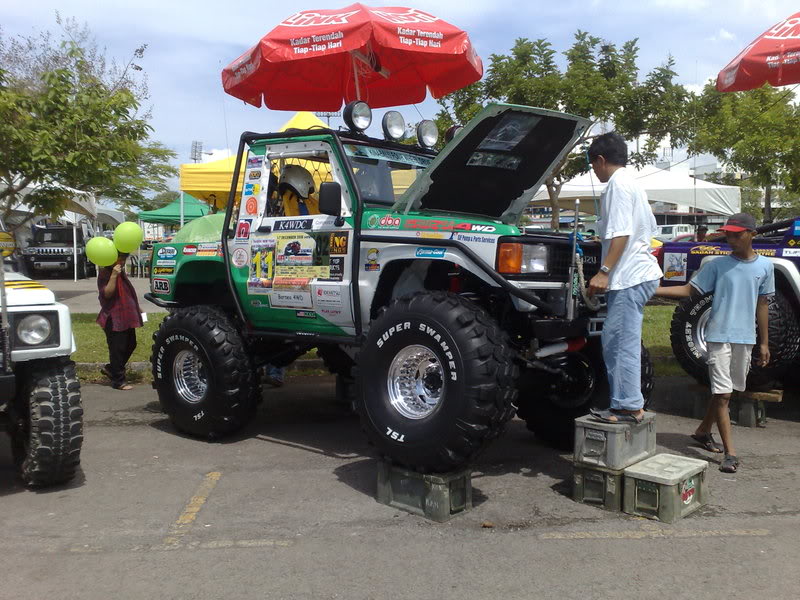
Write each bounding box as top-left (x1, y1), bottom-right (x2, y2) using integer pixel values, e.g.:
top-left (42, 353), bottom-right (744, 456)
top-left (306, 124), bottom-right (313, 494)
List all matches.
top-left (2, 0), bottom-right (798, 189)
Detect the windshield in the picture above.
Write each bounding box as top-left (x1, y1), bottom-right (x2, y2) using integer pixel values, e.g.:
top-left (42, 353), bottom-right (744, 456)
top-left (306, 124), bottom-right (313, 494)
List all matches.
top-left (659, 226), bottom-right (673, 235)
top-left (33, 228), bottom-right (82, 244)
top-left (343, 144), bottom-right (432, 206)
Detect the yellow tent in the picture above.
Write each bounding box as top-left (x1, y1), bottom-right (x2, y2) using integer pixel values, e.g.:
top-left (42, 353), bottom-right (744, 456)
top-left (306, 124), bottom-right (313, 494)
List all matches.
top-left (179, 112), bottom-right (329, 210)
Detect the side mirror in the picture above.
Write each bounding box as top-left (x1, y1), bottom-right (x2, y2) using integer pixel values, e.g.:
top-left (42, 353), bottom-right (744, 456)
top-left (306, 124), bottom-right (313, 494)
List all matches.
top-left (319, 181), bottom-right (342, 218)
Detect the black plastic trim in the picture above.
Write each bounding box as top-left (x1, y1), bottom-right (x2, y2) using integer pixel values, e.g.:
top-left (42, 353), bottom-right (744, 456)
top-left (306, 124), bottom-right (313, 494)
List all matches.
top-left (144, 292), bottom-right (182, 309)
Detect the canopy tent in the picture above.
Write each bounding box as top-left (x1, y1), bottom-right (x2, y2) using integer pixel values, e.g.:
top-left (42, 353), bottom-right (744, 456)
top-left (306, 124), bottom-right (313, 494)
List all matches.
top-left (138, 194), bottom-right (209, 224)
top-left (531, 165), bottom-right (741, 216)
top-left (179, 112), bottom-right (329, 210)
top-left (3, 181), bottom-right (97, 221)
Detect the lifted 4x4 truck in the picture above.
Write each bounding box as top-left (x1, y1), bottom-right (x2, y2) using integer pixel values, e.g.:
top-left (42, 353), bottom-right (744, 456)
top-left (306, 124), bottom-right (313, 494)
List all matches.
top-left (660, 218), bottom-right (800, 389)
top-left (146, 103), bottom-right (654, 472)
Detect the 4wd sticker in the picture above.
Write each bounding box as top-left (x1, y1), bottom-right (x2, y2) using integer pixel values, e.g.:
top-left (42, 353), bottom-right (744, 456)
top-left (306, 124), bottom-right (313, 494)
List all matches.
top-left (152, 278), bottom-right (171, 294)
top-left (157, 246), bottom-right (177, 259)
top-left (275, 218), bottom-right (313, 231)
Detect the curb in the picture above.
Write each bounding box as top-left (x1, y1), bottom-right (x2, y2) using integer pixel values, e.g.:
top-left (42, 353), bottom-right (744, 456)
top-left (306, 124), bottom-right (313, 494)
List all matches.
top-left (76, 358), bottom-right (326, 372)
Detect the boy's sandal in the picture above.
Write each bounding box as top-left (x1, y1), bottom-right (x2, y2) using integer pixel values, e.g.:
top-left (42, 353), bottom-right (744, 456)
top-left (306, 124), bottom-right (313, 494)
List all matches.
top-left (719, 454), bottom-right (740, 473)
top-left (691, 432), bottom-right (724, 453)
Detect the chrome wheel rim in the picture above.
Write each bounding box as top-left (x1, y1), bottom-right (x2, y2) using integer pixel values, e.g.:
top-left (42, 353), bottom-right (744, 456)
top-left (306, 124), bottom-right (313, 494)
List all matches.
top-left (173, 349), bottom-right (208, 404)
top-left (694, 308), bottom-right (711, 359)
top-left (387, 345), bottom-right (444, 419)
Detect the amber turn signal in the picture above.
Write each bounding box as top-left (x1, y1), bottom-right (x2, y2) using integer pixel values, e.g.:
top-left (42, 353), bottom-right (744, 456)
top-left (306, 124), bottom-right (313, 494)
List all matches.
top-left (497, 243), bottom-right (522, 274)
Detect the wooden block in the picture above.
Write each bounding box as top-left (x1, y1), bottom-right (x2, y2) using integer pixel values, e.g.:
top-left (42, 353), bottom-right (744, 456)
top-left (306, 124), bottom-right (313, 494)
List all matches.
top-left (740, 390), bottom-right (783, 403)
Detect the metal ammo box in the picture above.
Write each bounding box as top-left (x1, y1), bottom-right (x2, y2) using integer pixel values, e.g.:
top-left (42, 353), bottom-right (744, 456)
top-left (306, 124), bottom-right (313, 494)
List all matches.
top-left (623, 454), bottom-right (708, 523)
top-left (574, 412), bottom-right (656, 470)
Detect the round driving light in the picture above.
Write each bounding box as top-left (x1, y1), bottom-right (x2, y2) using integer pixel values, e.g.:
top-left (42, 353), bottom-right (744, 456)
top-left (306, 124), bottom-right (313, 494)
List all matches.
top-left (416, 120), bottom-right (439, 148)
top-left (445, 125), bottom-right (463, 144)
top-left (17, 314), bottom-right (51, 346)
top-left (343, 101), bottom-right (372, 132)
top-left (382, 111), bottom-right (406, 140)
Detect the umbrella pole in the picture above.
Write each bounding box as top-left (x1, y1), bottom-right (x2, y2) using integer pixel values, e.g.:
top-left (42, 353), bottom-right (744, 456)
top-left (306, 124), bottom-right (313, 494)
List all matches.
top-left (352, 53), bottom-right (361, 100)
top-left (180, 192), bottom-right (185, 228)
top-left (73, 221), bottom-right (78, 282)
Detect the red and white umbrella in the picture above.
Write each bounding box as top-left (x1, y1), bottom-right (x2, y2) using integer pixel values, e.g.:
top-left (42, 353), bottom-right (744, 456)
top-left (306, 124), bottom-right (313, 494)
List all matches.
top-left (717, 12), bottom-right (800, 92)
top-left (221, 3), bottom-right (482, 110)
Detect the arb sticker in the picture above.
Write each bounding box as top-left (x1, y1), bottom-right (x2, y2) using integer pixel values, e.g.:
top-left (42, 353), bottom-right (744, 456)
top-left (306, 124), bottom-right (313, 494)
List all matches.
top-left (152, 278), bottom-right (171, 294)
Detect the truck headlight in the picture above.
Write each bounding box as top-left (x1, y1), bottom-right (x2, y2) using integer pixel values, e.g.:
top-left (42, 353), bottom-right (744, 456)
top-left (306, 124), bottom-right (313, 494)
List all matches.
top-left (521, 244), bottom-right (549, 274)
top-left (497, 243), bottom-right (549, 274)
top-left (17, 314), bottom-right (52, 345)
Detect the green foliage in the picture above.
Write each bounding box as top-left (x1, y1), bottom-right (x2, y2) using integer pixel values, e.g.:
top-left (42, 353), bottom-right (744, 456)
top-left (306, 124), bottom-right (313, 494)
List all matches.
top-left (0, 17), bottom-right (177, 226)
top-left (690, 84), bottom-right (800, 222)
top-left (436, 32), bottom-right (690, 228)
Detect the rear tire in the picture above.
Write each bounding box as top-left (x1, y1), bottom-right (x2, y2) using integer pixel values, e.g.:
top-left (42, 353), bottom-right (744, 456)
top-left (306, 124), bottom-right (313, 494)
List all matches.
top-left (151, 305), bottom-right (259, 438)
top-left (10, 359), bottom-right (83, 487)
top-left (357, 292), bottom-right (518, 473)
top-left (670, 292), bottom-right (799, 388)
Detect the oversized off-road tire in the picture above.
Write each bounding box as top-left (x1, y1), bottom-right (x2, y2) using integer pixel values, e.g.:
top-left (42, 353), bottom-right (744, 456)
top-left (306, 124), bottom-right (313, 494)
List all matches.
top-left (77, 259), bottom-right (87, 279)
top-left (10, 359), bottom-right (83, 487)
top-left (670, 292), bottom-right (799, 388)
top-left (357, 292), bottom-right (518, 473)
top-left (151, 305), bottom-right (259, 438)
top-left (516, 339), bottom-right (654, 450)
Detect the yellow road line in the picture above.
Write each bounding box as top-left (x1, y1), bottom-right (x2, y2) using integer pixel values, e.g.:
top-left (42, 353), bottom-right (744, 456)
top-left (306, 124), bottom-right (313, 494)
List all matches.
top-left (539, 528), bottom-right (770, 540)
top-left (162, 471), bottom-right (222, 547)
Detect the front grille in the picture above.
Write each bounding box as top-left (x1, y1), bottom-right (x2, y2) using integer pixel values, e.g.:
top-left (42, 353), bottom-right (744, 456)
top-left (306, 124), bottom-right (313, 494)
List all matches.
top-left (549, 243), bottom-right (601, 279)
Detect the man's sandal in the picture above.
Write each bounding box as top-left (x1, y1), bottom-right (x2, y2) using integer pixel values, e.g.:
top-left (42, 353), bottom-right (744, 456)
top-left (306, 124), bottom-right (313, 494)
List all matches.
top-left (720, 454), bottom-right (740, 473)
top-left (691, 432), bottom-right (724, 453)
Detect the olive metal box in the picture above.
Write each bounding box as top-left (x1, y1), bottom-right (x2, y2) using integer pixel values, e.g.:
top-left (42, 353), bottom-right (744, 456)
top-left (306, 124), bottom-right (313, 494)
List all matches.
top-left (572, 462), bottom-right (625, 511)
top-left (623, 454), bottom-right (708, 523)
top-left (376, 460), bottom-right (472, 522)
top-left (574, 412), bottom-right (657, 471)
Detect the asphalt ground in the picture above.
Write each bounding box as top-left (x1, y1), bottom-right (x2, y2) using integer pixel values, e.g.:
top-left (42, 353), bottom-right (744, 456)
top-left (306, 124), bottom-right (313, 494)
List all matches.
top-left (1, 376), bottom-right (798, 600)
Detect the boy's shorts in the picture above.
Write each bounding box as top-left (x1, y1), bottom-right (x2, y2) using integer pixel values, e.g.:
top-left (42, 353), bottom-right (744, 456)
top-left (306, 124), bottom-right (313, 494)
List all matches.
top-left (707, 342), bottom-right (753, 394)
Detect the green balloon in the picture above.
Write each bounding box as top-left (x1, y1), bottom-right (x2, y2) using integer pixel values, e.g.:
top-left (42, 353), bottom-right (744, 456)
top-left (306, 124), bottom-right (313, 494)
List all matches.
top-left (114, 221), bottom-right (144, 253)
top-left (86, 236), bottom-right (119, 267)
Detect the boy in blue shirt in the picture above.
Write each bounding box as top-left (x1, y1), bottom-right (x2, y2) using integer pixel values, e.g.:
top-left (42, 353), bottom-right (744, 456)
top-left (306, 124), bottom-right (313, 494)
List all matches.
top-left (655, 213), bottom-right (773, 473)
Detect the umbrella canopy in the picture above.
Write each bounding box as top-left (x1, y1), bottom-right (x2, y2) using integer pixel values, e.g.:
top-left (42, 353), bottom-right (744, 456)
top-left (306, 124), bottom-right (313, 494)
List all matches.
top-left (221, 3), bottom-right (482, 110)
top-left (717, 12), bottom-right (800, 92)
top-left (138, 194), bottom-right (209, 225)
top-left (172, 213), bottom-right (227, 243)
top-left (532, 166), bottom-right (741, 216)
top-left (179, 112), bottom-right (332, 209)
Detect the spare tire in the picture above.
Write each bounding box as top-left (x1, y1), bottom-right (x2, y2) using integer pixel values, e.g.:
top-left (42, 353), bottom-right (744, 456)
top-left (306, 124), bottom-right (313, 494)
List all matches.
top-left (670, 291), bottom-right (799, 388)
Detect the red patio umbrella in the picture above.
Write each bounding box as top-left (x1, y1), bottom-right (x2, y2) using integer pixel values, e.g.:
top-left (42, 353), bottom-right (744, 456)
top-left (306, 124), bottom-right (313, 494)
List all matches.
top-left (717, 12), bottom-right (800, 92)
top-left (221, 3), bottom-right (482, 110)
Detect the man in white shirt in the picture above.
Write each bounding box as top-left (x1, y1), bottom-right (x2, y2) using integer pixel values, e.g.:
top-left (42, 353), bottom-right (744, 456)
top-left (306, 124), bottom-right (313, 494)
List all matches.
top-left (586, 133), bottom-right (663, 423)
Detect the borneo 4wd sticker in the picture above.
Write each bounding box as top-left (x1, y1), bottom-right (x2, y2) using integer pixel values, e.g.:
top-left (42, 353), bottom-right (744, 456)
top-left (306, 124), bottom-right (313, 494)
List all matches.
top-left (157, 246), bottom-right (177, 259)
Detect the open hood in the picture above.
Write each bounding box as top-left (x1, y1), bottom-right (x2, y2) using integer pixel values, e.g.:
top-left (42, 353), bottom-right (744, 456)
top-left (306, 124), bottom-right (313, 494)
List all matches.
top-left (395, 103), bottom-right (590, 224)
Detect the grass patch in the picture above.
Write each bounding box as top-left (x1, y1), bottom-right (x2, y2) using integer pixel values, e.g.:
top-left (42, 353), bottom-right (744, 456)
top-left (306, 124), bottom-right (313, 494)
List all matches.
top-left (71, 313), bottom-right (166, 364)
top-left (643, 303), bottom-right (676, 359)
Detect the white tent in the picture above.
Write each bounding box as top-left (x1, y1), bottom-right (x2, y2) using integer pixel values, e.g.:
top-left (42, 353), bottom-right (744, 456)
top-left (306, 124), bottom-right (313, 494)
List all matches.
top-left (532, 165), bottom-right (741, 216)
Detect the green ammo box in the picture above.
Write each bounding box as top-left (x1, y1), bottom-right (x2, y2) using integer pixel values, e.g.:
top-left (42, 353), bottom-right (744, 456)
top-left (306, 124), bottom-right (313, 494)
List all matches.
top-left (623, 454), bottom-right (708, 523)
top-left (572, 462), bottom-right (624, 511)
top-left (376, 460), bottom-right (472, 522)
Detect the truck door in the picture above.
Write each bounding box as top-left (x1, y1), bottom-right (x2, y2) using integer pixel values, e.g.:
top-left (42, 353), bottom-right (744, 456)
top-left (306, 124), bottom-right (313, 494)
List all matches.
top-left (227, 139), bottom-right (355, 336)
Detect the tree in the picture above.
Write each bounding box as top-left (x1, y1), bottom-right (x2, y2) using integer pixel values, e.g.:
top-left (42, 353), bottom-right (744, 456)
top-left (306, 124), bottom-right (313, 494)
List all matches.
top-left (436, 33), bottom-right (692, 228)
top-left (0, 16), bottom-right (177, 229)
top-left (689, 84), bottom-right (800, 223)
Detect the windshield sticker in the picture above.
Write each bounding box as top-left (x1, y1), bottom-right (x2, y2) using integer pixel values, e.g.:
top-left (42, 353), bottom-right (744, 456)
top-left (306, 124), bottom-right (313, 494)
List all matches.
top-left (416, 247), bottom-right (446, 258)
top-left (275, 218), bottom-right (313, 231)
top-left (248, 170), bottom-right (262, 180)
top-left (232, 247), bottom-right (249, 268)
top-left (248, 239), bottom-right (276, 294)
top-left (365, 248), bottom-right (381, 271)
top-left (663, 252), bottom-right (688, 281)
top-left (478, 113), bottom-right (540, 152)
top-left (344, 144), bottom-right (432, 168)
top-left (244, 196), bottom-right (258, 216)
top-left (247, 156), bottom-right (263, 169)
top-left (329, 231), bottom-right (349, 254)
top-left (466, 151), bottom-right (522, 170)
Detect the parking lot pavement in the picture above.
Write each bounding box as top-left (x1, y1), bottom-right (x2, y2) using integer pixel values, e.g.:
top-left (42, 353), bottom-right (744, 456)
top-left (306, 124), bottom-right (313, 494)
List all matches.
top-left (28, 274), bottom-right (165, 314)
top-left (1, 376), bottom-right (798, 600)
